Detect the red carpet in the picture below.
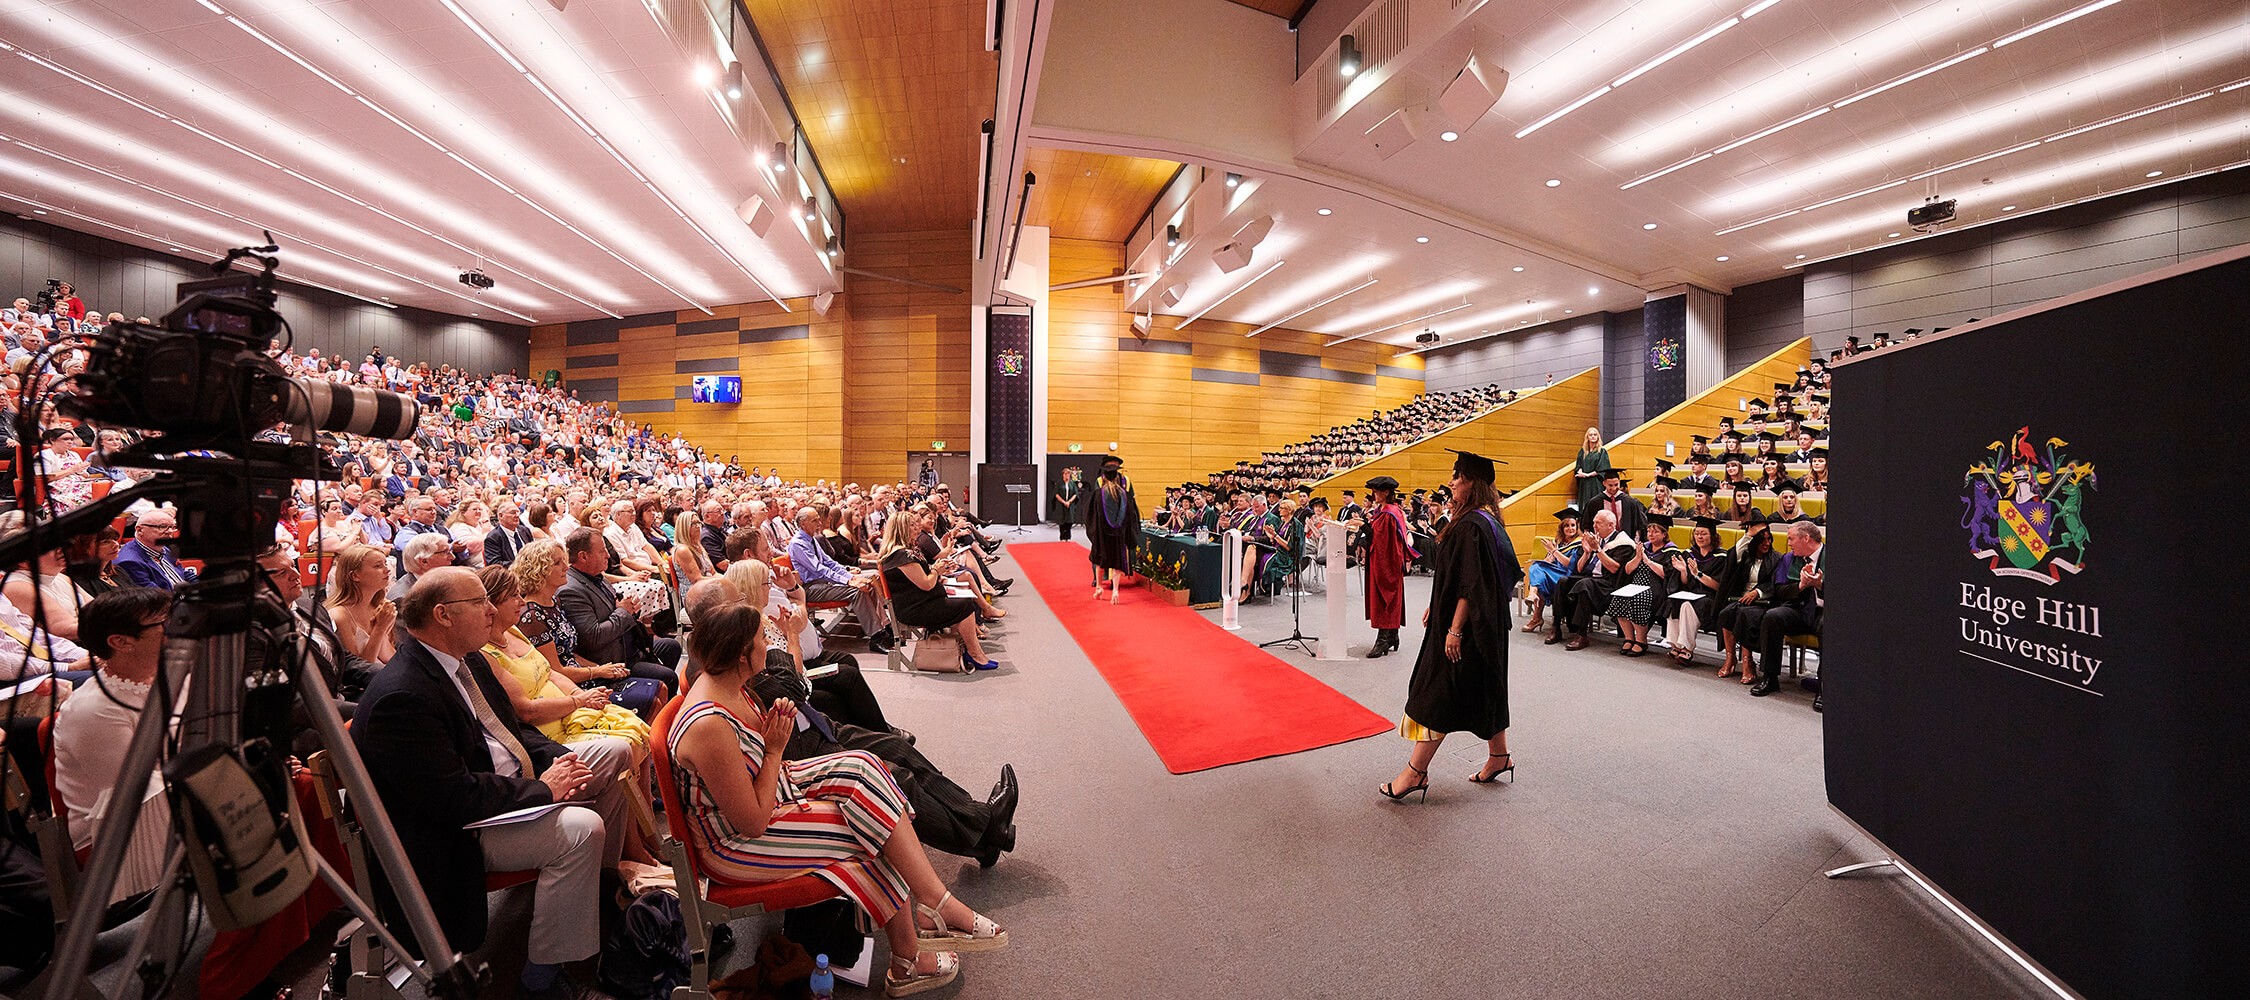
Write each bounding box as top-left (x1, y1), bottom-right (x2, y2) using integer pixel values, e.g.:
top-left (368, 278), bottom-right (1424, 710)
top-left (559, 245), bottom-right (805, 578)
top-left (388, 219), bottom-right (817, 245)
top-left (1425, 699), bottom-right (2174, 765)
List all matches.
top-left (1009, 542), bottom-right (1393, 774)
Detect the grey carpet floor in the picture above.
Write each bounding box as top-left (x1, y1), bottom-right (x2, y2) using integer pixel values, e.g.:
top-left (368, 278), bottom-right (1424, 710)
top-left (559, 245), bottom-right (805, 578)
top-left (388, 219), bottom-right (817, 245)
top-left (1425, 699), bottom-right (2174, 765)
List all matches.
top-left (10, 525), bottom-right (2057, 999)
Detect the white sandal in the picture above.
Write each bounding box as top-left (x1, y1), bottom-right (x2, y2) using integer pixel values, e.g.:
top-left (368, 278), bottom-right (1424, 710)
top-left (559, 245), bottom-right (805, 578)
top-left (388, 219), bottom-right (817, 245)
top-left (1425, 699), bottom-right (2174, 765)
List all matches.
top-left (914, 890), bottom-right (1008, 952)
top-left (884, 951), bottom-right (959, 997)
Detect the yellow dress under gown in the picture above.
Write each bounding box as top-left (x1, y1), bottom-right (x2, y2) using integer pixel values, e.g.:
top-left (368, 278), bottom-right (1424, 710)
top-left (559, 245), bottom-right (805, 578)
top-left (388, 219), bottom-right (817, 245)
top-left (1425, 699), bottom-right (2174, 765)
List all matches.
top-left (482, 628), bottom-right (651, 753)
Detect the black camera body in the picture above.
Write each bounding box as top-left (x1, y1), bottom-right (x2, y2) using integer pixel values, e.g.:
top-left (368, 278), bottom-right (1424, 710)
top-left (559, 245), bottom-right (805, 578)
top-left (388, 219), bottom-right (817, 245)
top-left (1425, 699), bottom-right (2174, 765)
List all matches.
top-left (61, 273), bottom-right (294, 444)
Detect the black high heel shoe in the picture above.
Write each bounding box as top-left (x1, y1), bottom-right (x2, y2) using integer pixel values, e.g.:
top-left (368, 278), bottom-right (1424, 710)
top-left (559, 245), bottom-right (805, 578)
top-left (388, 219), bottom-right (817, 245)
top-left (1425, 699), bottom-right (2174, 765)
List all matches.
top-left (1469, 753), bottom-right (1514, 784)
top-left (1380, 763), bottom-right (1430, 803)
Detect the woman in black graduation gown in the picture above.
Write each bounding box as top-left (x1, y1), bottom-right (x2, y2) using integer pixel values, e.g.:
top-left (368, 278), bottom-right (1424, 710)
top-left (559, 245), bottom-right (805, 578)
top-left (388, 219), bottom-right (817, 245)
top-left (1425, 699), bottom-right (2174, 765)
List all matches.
top-left (1086, 454), bottom-right (1141, 603)
top-left (1381, 449), bottom-right (1524, 802)
top-left (1664, 516), bottom-right (1733, 666)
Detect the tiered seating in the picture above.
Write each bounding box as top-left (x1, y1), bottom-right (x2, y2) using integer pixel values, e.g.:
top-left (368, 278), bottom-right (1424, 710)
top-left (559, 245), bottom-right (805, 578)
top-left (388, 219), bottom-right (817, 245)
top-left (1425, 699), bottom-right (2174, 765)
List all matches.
top-left (1211, 382), bottom-right (1527, 493)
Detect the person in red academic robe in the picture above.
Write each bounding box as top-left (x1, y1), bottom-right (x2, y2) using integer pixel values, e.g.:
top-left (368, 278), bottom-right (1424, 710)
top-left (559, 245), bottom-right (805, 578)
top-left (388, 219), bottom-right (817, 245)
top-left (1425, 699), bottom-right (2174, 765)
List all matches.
top-left (1361, 475), bottom-right (1415, 657)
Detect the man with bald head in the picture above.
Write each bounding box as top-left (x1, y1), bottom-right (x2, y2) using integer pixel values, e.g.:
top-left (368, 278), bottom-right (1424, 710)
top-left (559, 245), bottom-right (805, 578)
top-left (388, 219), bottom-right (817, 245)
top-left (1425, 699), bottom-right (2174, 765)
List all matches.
top-left (353, 568), bottom-right (633, 993)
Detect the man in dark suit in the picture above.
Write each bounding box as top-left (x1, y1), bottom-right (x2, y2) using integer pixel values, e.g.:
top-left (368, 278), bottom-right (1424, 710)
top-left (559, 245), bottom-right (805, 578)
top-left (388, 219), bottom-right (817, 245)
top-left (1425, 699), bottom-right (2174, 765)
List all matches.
top-left (483, 501), bottom-right (534, 567)
top-left (114, 508), bottom-right (195, 591)
top-left (555, 528), bottom-right (679, 694)
top-left (1589, 468), bottom-right (1648, 540)
top-left (1751, 522), bottom-right (1825, 697)
top-left (352, 567), bottom-right (636, 992)
top-left (696, 500), bottom-right (730, 570)
top-left (1560, 509), bottom-right (1631, 651)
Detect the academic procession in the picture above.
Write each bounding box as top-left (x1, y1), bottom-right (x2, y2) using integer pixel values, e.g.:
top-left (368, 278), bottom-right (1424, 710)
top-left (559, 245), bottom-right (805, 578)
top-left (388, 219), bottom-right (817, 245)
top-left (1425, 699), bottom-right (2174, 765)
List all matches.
top-left (0, 1), bottom-right (2243, 998)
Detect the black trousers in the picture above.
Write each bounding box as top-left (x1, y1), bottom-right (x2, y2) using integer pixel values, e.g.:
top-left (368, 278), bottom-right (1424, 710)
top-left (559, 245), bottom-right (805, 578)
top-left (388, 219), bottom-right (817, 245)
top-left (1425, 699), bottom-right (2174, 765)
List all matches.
top-left (1547, 573), bottom-right (1589, 636)
top-left (0, 832), bottom-right (51, 969)
top-left (1757, 606), bottom-right (1818, 683)
top-left (805, 651), bottom-right (890, 733)
top-left (1057, 520), bottom-right (1073, 541)
top-left (1566, 576), bottom-right (1619, 635)
top-left (782, 723), bottom-right (995, 859)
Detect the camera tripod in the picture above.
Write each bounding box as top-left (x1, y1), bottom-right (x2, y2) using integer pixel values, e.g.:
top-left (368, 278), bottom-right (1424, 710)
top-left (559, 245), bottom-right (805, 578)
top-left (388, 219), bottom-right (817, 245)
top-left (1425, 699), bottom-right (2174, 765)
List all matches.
top-left (16, 462), bottom-right (480, 1000)
top-left (1257, 522), bottom-right (1318, 656)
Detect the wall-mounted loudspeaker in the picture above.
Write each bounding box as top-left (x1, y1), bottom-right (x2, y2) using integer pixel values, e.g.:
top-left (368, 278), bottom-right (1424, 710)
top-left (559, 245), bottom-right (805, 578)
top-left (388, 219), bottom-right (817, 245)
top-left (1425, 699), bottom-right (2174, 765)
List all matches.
top-left (1160, 284), bottom-right (1186, 308)
top-left (1212, 242), bottom-right (1253, 273)
top-left (813, 290), bottom-right (835, 316)
top-left (1437, 57), bottom-right (1508, 134)
top-left (735, 195), bottom-right (775, 237)
top-left (1366, 106), bottom-right (1427, 159)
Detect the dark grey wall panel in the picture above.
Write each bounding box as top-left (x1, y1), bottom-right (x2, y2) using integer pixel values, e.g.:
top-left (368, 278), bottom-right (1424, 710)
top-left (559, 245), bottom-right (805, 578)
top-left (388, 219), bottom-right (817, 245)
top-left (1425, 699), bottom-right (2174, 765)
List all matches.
top-left (1602, 309), bottom-right (1645, 437)
top-left (1798, 170), bottom-right (2250, 356)
top-left (1116, 337), bottom-right (1192, 354)
top-left (1190, 367), bottom-right (1259, 385)
top-left (677, 316), bottom-right (740, 336)
top-left (0, 214), bottom-right (530, 373)
top-left (618, 398), bottom-right (675, 413)
top-left (739, 324), bottom-right (810, 343)
top-left (675, 357), bottom-right (739, 373)
top-left (1725, 274), bottom-right (1806, 372)
top-left (1374, 363), bottom-right (1423, 381)
top-left (1419, 313), bottom-right (1605, 397)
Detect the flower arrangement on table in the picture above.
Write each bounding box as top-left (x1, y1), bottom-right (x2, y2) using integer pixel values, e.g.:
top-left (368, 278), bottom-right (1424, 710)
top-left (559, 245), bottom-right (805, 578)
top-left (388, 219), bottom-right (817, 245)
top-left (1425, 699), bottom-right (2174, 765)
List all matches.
top-left (1134, 550), bottom-right (1188, 592)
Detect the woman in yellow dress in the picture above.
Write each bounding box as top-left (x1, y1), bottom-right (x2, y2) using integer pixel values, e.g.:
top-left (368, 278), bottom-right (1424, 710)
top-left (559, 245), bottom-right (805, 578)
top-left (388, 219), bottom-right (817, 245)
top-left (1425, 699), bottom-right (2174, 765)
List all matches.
top-left (476, 564), bottom-right (649, 752)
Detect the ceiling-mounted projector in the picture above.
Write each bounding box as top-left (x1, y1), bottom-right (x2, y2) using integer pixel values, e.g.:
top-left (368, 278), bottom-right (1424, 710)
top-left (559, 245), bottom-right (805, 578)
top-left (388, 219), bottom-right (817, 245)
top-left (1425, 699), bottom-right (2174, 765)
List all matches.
top-left (458, 269), bottom-right (495, 291)
top-left (1414, 330), bottom-right (1441, 345)
top-left (1908, 198), bottom-right (1957, 230)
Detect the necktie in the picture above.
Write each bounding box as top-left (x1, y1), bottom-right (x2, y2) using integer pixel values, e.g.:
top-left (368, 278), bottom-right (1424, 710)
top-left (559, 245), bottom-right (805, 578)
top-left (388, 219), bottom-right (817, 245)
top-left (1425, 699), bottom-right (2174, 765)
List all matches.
top-left (157, 552), bottom-right (185, 587)
top-left (800, 700), bottom-right (838, 744)
top-left (455, 655), bottom-right (535, 778)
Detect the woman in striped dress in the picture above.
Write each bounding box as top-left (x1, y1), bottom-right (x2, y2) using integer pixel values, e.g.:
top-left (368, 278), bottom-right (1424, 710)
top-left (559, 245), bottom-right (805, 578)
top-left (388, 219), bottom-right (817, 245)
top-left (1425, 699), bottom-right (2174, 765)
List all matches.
top-left (668, 604), bottom-right (1007, 997)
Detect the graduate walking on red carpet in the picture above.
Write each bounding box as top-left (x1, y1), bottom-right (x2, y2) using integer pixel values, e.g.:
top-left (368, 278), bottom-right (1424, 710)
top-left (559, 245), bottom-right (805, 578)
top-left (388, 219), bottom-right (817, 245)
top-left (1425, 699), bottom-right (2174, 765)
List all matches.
top-left (1086, 454), bottom-right (1140, 603)
top-left (1360, 475), bottom-right (1415, 657)
top-left (1382, 449), bottom-right (1524, 801)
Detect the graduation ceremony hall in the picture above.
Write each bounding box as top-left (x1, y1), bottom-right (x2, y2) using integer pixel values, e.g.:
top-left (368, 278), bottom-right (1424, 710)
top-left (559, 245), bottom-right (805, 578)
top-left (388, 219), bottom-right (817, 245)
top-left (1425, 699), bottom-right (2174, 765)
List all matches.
top-left (0, 1), bottom-right (2243, 998)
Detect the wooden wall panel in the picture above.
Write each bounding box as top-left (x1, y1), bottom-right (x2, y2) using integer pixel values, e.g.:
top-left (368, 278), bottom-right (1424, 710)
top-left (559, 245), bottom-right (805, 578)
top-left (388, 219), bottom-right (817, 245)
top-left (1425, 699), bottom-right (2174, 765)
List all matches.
top-left (841, 230), bottom-right (973, 485)
top-left (1495, 339), bottom-right (1813, 569)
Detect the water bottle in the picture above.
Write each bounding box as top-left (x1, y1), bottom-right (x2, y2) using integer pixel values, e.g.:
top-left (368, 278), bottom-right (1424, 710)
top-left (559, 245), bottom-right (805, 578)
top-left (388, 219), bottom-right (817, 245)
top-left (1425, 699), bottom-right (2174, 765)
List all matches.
top-left (809, 953), bottom-right (834, 999)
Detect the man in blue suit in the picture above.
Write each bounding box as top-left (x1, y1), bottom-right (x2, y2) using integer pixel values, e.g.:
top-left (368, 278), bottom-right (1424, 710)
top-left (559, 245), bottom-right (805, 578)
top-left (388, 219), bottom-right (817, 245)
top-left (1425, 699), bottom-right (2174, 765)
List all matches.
top-left (114, 508), bottom-right (195, 591)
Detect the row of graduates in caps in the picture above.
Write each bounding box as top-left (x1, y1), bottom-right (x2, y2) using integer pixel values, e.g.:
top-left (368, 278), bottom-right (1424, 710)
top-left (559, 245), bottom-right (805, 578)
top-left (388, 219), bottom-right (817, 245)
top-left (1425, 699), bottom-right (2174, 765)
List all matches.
top-left (1207, 384), bottom-right (1520, 496)
top-left (1524, 501), bottom-right (1824, 694)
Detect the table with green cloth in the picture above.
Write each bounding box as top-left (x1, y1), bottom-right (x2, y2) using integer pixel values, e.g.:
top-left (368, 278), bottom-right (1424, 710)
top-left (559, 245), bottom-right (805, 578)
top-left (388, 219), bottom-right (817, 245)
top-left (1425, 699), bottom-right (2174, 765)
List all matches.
top-left (1137, 528), bottom-right (1226, 606)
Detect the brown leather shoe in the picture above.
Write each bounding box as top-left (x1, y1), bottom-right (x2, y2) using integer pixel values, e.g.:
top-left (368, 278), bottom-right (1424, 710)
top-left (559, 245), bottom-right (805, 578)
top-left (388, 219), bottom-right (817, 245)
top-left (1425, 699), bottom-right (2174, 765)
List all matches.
top-left (1543, 630), bottom-right (1564, 645)
top-left (1563, 635), bottom-right (1590, 651)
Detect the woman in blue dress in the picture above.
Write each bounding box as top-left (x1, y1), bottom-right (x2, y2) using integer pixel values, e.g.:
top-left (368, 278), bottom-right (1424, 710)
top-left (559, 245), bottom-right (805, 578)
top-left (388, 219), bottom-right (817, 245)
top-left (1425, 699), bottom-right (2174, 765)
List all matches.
top-left (1522, 506), bottom-right (1585, 634)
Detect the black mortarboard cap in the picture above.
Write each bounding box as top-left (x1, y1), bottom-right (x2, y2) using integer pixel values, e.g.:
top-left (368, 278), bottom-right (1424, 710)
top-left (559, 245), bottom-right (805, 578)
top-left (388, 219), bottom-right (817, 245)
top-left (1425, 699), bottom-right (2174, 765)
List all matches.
top-left (1692, 434), bottom-right (1710, 444)
top-left (1448, 448), bottom-right (1501, 483)
top-left (1901, 328), bottom-right (1923, 336)
top-left (1647, 514), bottom-right (1674, 529)
top-left (1757, 431), bottom-right (1782, 442)
top-left (1654, 459), bottom-right (1675, 472)
top-left (1721, 431), bottom-right (1745, 443)
top-left (1553, 506), bottom-right (1582, 522)
top-left (1687, 451), bottom-right (1710, 464)
top-left (1775, 479), bottom-right (1803, 495)
top-left (1691, 515), bottom-right (1723, 530)
top-left (1746, 398), bottom-right (1769, 411)
top-left (1729, 479), bottom-right (1756, 492)
top-left (1811, 393), bottom-right (1830, 404)
top-left (1652, 476), bottom-right (1678, 489)
top-left (1807, 446), bottom-right (1829, 458)
top-left (1601, 468), bottom-right (1631, 482)
top-left (1692, 481), bottom-right (1719, 495)
top-left (1101, 454), bottom-right (1124, 467)
top-left (1774, 382), bottom-right (1794, 394)
top-left (1364, 476), bottom-right (1398, 491)
top-left (1717, 415), bottom-right (1736, 425)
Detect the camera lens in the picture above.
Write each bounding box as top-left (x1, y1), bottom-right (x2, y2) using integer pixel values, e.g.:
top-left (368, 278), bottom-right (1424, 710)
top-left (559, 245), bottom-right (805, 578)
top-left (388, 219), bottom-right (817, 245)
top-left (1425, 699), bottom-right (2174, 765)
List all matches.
top-left (286, 379), bottom-right (420, 440)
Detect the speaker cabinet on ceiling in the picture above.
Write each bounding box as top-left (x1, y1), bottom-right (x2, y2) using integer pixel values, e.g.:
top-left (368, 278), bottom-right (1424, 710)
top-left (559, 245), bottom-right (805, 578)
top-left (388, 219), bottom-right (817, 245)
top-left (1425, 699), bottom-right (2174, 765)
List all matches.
top-left (1212, 242), bottom-right (1253, 273)
top-left (1438, 57), bottom-right (1508, 133)
top-left (735, 195), bottom-right (775, 237)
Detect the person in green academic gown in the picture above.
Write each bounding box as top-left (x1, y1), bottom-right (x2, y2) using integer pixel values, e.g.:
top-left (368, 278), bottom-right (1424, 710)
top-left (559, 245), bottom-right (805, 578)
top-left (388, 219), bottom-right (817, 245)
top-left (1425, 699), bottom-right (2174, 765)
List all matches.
top-left (1053, 466), bottom-right (1084, 541)
top-left (1573, 425), bottom-right (1611, 511)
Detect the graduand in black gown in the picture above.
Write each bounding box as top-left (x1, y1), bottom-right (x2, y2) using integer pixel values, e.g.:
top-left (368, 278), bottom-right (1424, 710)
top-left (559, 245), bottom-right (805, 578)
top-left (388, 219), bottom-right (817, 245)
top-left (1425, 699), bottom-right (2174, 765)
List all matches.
top-left (1382, 449), bottom-right (1525, 802)
top-left (1085, 455), bottom-right (1141, 601)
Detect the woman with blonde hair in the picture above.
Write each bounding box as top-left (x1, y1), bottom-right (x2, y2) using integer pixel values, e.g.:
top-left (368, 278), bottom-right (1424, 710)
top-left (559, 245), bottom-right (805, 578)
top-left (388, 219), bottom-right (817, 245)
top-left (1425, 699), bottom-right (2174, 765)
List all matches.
top-left (879, 510), bottom-right (999, 671)
top-left (324, 543), bottom-right (397, 663)
top-left (1572, 425), bottom-right (1610, 512)
top-left (670, 510), bottom-right (714, 620)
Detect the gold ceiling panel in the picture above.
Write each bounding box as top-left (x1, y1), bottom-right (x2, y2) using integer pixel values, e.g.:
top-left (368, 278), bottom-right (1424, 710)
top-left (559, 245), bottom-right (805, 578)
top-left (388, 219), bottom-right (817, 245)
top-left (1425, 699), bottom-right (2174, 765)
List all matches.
top-left (1021, 148), bottom-right (1182, 243)
top-left (742, 0), bottom-right (999, 233)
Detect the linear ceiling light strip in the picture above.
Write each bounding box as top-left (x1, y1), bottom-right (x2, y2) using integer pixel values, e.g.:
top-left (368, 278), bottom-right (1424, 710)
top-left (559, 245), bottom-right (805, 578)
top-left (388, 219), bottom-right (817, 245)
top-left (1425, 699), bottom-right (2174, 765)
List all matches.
top-left (191, 1), bottom-right (711, 315)
top-left (1176, 259), bottom-right (1286, 328)
top-left (6, 33), bottom-right (619, 319)
top-left (1707, 76), bottom-right (2245, 236)
top-left (435, 0), bottom-right (789, 311)
top-left (1326, 301), bottom-right (1473, 346)
top-left (1517, 2), bottom-right (1780, 139)
top-left (4, 192), bottom-right (397, 310)
top-left (0, 133), bottom-right (540, 322)
top-left (1621, 0), bottom-right (2136, 191)
top-left (1246, 278), bottom-right (1379, 337)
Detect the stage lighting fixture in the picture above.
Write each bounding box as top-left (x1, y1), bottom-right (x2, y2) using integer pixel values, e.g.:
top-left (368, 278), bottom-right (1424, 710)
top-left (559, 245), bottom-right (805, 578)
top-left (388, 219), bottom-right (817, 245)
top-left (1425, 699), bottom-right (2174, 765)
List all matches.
top-left (804, 197), bottom-right (819, 221)
top-left (771, 142), bottom-right (789, 173)
top-left (1225, 172), bottom-right (1241, 188)
top-left (1338, 34), bottom-right (1361, 78)
top-left (1166, 224), bottom-right (1181, 247)
top-left (825, 237), bottom-right (840, 257)
top-left (723, 61), bottom-right (744, 100)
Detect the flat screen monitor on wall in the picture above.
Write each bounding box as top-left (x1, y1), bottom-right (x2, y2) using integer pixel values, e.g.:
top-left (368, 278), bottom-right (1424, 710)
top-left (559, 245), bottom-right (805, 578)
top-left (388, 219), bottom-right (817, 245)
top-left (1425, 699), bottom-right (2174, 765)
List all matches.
top-left (690, 375), bottom-right (741, 403)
